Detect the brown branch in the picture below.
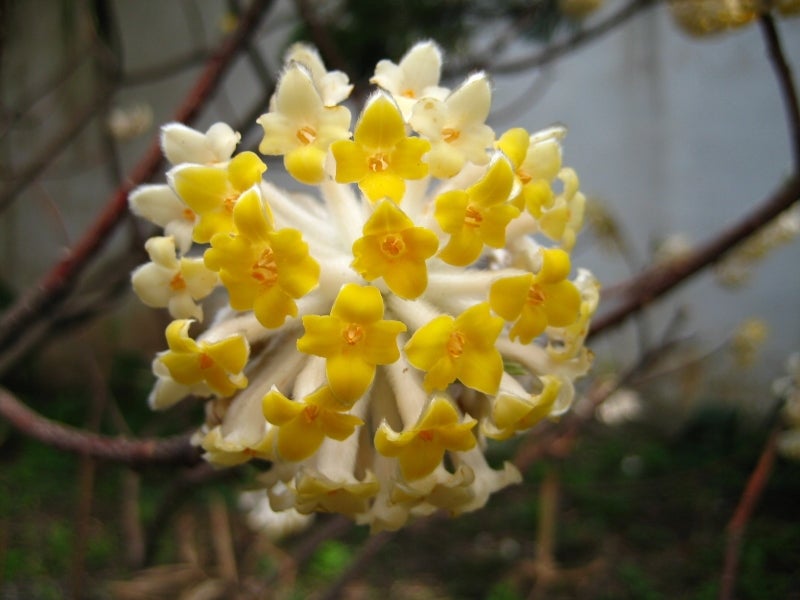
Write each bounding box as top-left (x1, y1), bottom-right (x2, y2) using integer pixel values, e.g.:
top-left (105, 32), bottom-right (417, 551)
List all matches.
top-left (719, 426), bottom-right (779, 600)
top-left (0, 386), bottom-right (200, 466)
top-left (0, 0), bottom-right (273, 369)
top-left (589, 173), bottom-right (800, 339)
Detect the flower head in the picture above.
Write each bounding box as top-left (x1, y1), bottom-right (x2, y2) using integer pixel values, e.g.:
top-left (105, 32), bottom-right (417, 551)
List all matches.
top-left (130, 43), bottom-right (596, 531)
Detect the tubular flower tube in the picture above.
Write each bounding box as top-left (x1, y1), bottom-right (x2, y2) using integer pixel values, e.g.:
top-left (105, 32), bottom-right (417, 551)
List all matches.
top-left (129, 41), bottom-right (597, 532)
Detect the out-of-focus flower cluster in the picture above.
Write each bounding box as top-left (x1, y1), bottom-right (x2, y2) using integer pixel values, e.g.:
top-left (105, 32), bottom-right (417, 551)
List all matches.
top-left (129, 41), bottom-right (597, 532)
top-left (668, 0), bottom-right (800, 37)
top-left (774, 353), bottom-right (800, 459)
top-left (715, 205), bottom-right (800, 287)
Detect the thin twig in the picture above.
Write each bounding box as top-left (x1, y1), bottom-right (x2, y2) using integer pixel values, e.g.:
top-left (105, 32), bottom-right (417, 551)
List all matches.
top-left (719, 426), bottom-right (780, 600)
top-left (0, 0), bottom-right (273, 369)
top-left (0, 386), bottom-right (200, 465)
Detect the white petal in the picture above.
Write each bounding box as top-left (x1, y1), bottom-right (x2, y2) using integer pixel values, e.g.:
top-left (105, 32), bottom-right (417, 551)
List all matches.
top-left (205, 122), bottom-right (241, 162)
top-left (144, 236), bottom-right (180, 269)
top-left (162, 123), bottom-right (215, 165)
top-left (131, 263), bottom-right (174, 307)
top-left (129, 184), bottom-right (187, 228)
top-left (446, 73), bottom-right (491, 125)
top-left (168, 293), bottom-right (203, 321)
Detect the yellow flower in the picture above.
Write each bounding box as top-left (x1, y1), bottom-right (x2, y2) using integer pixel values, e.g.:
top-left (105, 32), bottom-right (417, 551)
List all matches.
top-left (257, 64), bottom-right (351, 184)
top-left (170, 151), bottom-right (266, 243)
top-left (374, 396), bottom-right (477, 480)
top-left (330, 94), bottom-right (430, 203)
top-left (484, 377), bottom-right (562, 440)
top-left (297, 284), bottom-right (407, 403)
top-left (262, 386), bottom-right (364, 462)
top-left (434, 157), bottom-right (520, 266)
top-left (496, 126), bottom-right (563, 213)
top-left (351, 199), bottom-right (439, 299)
top-left (157, 319), bottom-right (249, 397)
top-left (404, 302), bottom-right (504, 394)
top-left (294, 470), bottom-right (379, 515)
top-left (489, 248), bottom-right (581, 344)
top-left (203, 187), bottom-right (320, 329)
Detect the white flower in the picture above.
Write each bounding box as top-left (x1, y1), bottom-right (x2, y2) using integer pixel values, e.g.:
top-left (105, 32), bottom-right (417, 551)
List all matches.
top-left (283, 43), bottom-right (353, 106)
top-left (129, 185), bottom-right (196, 255)
top-left (161, 122), bottom-right (241, 166)
top-left (370, 40), bottom-right (450, 120)
top-left (410, 73), bottom-right (495, 178)
top-left (131, 236), bottom-right (218, 320)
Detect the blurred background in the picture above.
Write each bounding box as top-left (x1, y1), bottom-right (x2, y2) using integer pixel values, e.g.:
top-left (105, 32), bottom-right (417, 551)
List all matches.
top-left (1, 0), bottom-right (798, 598)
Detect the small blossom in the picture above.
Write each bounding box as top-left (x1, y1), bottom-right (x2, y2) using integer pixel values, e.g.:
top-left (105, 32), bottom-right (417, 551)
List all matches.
top-left (404, 302), bottom-right (504, 394)
top-left (497, 126), bottom-right (564, 213)
top-left (156, 319), bottom-right (249, 397)
top-left (489, 248), bottom-right (581, 343)
top-left (435, 156), bottom-right (520, 266)
top-left (170, 151), bottom-right (267, 243)
top-left (293, 470), bottom-right (380, 515)
top-left (283, 43), bottom-right (353, 106)
top-left (371, 40), bottom-right (450, 120)
top-left (297, 284), bottom-right (407, 403)
top-left (262, 385), bottom-right (364, 461)
top-left (203, 187), bottom-right (320, 329)
top-left (375, 395), bottom-right (477, 480)
top-left (162, 122), bottom-right (241, 165)
top-left (484, 377), bottom-right (562, 440)
top-left (131, 236), bottom-right (218, 321)
top-left (331, 94), bottom-right (430, 203)
top-left (257, 64), bottom-right (352, 184)
top-left (351, 199), bottom-right (439, 299)
top-left (410, 73), bottom-right (494, 178)
top-left (129, 185), bottom-right (196, 255)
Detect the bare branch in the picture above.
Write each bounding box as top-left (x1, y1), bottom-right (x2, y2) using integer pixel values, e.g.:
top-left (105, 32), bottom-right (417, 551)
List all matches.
top-left (0, 386), bottom-right (200, 466)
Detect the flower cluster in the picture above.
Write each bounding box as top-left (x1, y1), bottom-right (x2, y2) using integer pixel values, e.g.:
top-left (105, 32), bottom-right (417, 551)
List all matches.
top-left (130, 41), bottom-right (598, 532)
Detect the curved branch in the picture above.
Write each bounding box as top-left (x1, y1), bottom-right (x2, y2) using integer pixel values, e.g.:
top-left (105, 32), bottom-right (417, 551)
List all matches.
top-left (0, 386), bottom-right (200, 466)
top-left (0, 0), bottom-right (274, 369)
top-left (589, 174), bottom-right (800, 338)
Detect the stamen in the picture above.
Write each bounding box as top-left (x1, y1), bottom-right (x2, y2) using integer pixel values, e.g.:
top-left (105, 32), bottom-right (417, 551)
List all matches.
top-left (380, 234), bottom-right (405, 257)
top-left (446, 331), bottom-right (466, 358)
top-left (418, 430), bottom-right (434, 442)
top-left (251, 247), bottom-right (278, 285)
top-left (368, 153), bottom-right (390, 172)
top-left (182, 208), bottom-right (196, 221)
top-left (464, 205), bottom-right (483, 228)
top-left (296, 125), bottom-right (317, 145)
top-left (401, 89), bottom-right (416, 99)
top-left (303, 404), bottom-right (320, 423)
top-left (342, 323), bottom-right (364, 345)
top-left (199, 353), bottom-right (214, 370)
top-left (442, 128), bottom-right (460, 143)
top-left (223, 194), bottom-right (238, 213)
top-left (527, 284), bottom-right (545, 305)
top-left (169, 272), bottom-right (187, 291)
top-left (518, 169), bottom-right (532, 184)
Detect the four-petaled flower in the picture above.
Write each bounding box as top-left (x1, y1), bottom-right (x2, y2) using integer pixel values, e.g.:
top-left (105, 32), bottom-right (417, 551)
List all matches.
top-left (331, 94), bottom-right (430, 203)
top-left (203, 187), bottom-right (320, 328)
top-left (297, 284), bottom-right (407, 403)
top-left (434, 156), bottom-right (520, 266)
top-left (257, 64), bottom-right (352, 184)
top-left (409, 73), bottom-right (494, 178)
top-left (375, 395), bottom-right (477, 480)
top-left (404, 302), bottom-right (504, 394)
top-left (490, 248), bottom-right (581, 344)
top-left (156, 319), bottom-right (249, 397)
top-left (131, 236), bottom-right (218, 321)
top-left (170, 150), bottom-right (267, 243)
top-left (262, 385), bottom-right (364, 461)
top-left (351, 199), bottom-right (439, 299)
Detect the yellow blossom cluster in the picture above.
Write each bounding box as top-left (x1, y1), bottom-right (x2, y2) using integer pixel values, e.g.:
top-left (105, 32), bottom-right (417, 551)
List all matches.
top-left (129, 41), bottom-right (598, 532)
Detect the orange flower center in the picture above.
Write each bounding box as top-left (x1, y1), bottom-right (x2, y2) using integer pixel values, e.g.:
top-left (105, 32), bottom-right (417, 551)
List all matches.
top-left (464, 205), bottom-right (483, 228)
top-left (342, 323), bottom-right (365, 345)
top-left (418, 430), bottom-right (434, 442)
top-left (368, 153), bottom-right (390, 173)
top-left (252, 247), bottom-right (278, 285)
top-left (527, 284), bottom-right (545, 305)
top-left (169, 272), bottom-right (187, 291)
top-left (296, 125), bottom-right (317, 145)
top-left (303, 404), bottom-right (320, 423)
top-left (518, 169), bottom-right (533, 185)
top-left (442, 127), bottom-right (460, 143)
top-left (380, 234), bottom-right (405, 257)
top-left (199, 353), bottom-right (214, 370)
top-left (183, 208), bottom-right (196, 221)
top-left (446, 330), bottom-right (466, 358)
top-left (401, 89), bottom-right (416, 99)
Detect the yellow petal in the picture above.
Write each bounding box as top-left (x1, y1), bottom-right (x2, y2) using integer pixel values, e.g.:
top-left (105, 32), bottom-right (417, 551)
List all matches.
top-left (355, 94), bottom-right (405, 149)
top-left (327, 353), bottom-right (376, 403)
top-left (359, 170), bottom-right (405, 203)
top-left (285, 144), bottom-right (327, 184)
top-left (262, 388), bottom-right (304, 425)
top-left (331, 140), bottom-right (369, 183)
top-left (228, 151), bottom-right (267, 191)
top-left (404, 315), bottom-right (453, 371)
top-left (330, 283), bottom-right (384, 324)
top-left (489, 274), bottom-right (532, 321)
top-left (496, 128), bottom-right (530, 168)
